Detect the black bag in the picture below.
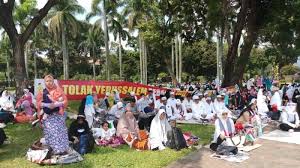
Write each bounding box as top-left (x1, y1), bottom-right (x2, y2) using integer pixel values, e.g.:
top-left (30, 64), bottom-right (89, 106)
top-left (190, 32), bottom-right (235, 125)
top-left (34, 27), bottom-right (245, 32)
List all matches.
top-left (271, 111), bottom-right (281, 121)
top-left (166, 127), bottom-right (187, 151)
top-left (0, 128), bottom-right (7, 146)
top-left (216, 145), bottom-right (238, 156)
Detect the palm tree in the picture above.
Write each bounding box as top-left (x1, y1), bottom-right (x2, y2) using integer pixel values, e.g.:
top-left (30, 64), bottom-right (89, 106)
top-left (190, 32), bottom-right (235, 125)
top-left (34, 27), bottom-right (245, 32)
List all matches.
top-left (48, 0), bottom-right (84, 79)
top-left (89, 0), bottom-right (117, 80)
top-left (79, 21), bottom-right (104, 80)
top-left (109, 12), bottom-right (130, 80)
top-left (123, 0), bottom-right (153, 84)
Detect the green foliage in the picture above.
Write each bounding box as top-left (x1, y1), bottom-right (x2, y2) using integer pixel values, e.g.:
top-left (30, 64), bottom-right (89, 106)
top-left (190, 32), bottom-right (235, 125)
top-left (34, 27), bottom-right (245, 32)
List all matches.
top-left (158, 72), bottom-right (168, 79)
top-left (281, 64), bottom-right (300, 76)
top-left (72, 74), bottom-right (93, 80)
top-left (196, 76), bottom-right (207, 83)
top-left (183, 40), bottom-right (217, 79)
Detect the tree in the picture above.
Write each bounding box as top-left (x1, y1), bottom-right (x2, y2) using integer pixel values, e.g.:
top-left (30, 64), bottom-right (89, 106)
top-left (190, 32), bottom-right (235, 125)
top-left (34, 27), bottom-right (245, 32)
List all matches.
top-left (182, 40), bottom-right (217, 80)
top-left (79, 21), bottom-right (104, 80)
top-left (89, 0), bottom-right (117, 80)
top-left (0, 0), bottom-right (58, 96)
top-left (109, 12), bottom-right (129, 80)
top-left (48, 0), bottom-right (84, 80)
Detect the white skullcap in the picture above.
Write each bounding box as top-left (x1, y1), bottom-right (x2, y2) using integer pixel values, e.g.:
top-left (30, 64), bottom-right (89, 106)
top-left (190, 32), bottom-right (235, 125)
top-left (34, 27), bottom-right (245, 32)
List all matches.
top-left (206, 97), bottom-right (211, 100)
top-left (130, 92), bottom-right (135, 96)
top-left (161, 97), bottom-right (167, 101)
top-left (217, 95), bottom-right (222, 98)
top-left (106, 92), bottom-right (110, 96)
top-left (117, 102), bottom-right (123, 108)
top-left (250, 98), bottom-right (257, 105)
top-left (170, 92), bottom-right (175, 95)
top-left (204, 92), bottom-right (208, 96)
top-left (176, 99), bottom-right (181, 104)
top-left (193, 95), bottom-right (200, 100)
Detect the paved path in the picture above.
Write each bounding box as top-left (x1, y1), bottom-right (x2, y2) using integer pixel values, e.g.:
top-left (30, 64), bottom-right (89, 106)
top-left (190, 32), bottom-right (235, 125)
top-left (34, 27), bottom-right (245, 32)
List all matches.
top-left (167, 139), bottom-right (300, 168)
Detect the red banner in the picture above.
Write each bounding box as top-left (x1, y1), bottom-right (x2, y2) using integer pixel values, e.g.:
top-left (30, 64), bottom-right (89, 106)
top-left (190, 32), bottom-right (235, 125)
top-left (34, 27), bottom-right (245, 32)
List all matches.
top-left (34, 79), bottom-right (189, 100)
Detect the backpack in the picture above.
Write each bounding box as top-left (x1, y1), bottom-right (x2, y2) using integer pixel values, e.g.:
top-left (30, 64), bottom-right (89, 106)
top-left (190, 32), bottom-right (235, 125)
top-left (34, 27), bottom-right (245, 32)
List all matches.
top-left (167, 127), bottom-right (187, 150)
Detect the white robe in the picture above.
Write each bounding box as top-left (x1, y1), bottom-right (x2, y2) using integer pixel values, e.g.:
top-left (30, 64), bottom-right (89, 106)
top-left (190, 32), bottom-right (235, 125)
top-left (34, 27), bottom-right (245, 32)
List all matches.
top-left (202, 102), bottom-right (215, 120)
top-left (84, 104), bottom-right (95, 128)
top-left (192, 101), bottom-right (205, 120)
top-left (280, 103), bottom-right (299, 128)
top-left (213, 100), bottom-right (231, 117)
top-left (149, 110), bottom-right (172, 150)
top-left (167, 97), bottom-right (177, 109)
top-left (213, 118), bottom-right (235, 143)
top-left (257, 89), bottom-right (269, 115)
top-left (92, 127), bottom-right (116, 140)
top-left (270, 91), bottom-right (282, 111)
top-left (0, 90), bottom-right (15, 112)
top-left (182, 99), bottom-right (193, 120)
top-left (173, 104), bottom-right (186, 119)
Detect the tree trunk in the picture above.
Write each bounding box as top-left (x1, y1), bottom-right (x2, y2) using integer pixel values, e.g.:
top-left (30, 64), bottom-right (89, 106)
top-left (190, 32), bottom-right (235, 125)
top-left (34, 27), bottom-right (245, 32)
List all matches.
top-left (178, 34), bottom-right (182, 83)
top-left (13, 37), bottom-right (27, 96)
top-left (118, 32), bottom-right (122, 80)
top-left (33, 50), bottom-right (37, 79)
top-left (6, 51), bottom-right (11, 87)
top-left (222, 0), bottom-right (249, 87)
top-left (171, 41), bottom-right (174, 73)
top-left (61, 24), bottom-right (69, 79)
top-left (92, 47), bottom-right (96, 80)
top-left (144, 43), bottom-right (147, 84)
top-left (24, 42), bottom-right (29, 78)
top-left (139, 34), bottom-right (143, 83)
top-left (175, 35), bottom-right (179, 82)
top-left (103, 0), bottom-right (110, 80)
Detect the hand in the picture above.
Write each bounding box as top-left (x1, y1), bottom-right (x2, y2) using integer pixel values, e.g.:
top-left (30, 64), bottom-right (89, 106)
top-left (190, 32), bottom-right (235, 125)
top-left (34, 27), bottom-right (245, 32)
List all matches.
top-left (220, 134), bottom-right (225, 140)
top-left (73, 137), bottom-right (79, 144)
top-left (49, 103), bottom-right (55, 109)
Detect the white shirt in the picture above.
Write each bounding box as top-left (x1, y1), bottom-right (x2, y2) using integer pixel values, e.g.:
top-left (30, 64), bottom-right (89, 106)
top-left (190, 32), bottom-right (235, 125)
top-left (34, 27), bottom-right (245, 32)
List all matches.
top-left (213, 118), bottom-right (235, 142)
top-left (281, 103), bottom-right (299, 128)
top-left (167, 97), bottom-right (177, 109)
top-left (213, 100), bottom-right (231, 115)
top-left (203, 101), bottom-right (215, 115)
top-left (192, 101), bottom-right (205, 117)
top-left (108, 104), bottom-right (124, 119)
top-left (137, 97), bottom-right (150, 112)
top-left (182, 99), bottom-right (193, 111)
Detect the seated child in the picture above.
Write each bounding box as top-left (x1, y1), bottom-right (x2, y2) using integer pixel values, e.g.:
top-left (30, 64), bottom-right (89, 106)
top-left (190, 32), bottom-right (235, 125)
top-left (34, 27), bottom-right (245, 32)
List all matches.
top-left (94, 121), bottom-right (124, 148)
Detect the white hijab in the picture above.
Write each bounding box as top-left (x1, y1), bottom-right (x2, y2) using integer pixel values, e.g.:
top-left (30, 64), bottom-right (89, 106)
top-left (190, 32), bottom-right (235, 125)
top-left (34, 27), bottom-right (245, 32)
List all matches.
top-left (149, 109), bottom-right (171, 150)
top-left (270, 91), bottom-right (282, 110)
top-left (0, 90), bottom-right (14, 109)
top-left (257, 89), bottom-right (269, 113)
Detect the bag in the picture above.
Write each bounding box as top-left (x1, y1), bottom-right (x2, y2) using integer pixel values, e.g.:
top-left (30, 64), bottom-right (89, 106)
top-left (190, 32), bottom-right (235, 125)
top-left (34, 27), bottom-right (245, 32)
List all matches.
top-left (271, 111), bottom-right (281, 120)
top-left (226, 135), bottom-right (246, 147)
top-left (167, 127), bottom-right (187, 150)
top-left (216, 145), bottom-right (238, 156)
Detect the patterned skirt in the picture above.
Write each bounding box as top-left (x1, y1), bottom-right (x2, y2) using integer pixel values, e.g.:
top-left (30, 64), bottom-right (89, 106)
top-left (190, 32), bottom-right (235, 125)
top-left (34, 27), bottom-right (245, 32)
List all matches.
top-left (43, 114), bottom-right (69, 154)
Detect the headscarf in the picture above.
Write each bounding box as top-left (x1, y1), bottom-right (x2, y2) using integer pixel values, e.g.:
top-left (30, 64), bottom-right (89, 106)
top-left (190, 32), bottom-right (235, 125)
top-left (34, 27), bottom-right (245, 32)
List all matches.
top-left (116, 110), bottom-right (139, 137)
top-left (149, 109), bottom-right (171, 149)
top-left (257, 89), bottom-right (269, 114)
top-left (270, 91), bottom-right (282, 110)
top-left (0, 90), bottom-right (14, 110)
top-left (85, 95), bottom-right (94, 105)
top-left (36, 75), bottom-right (68, 116)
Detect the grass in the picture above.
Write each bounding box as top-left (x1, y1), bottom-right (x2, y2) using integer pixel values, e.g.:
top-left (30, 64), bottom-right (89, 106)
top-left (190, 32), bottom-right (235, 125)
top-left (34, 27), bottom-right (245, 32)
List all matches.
top-left (0, 101), bottom-right (214, 168)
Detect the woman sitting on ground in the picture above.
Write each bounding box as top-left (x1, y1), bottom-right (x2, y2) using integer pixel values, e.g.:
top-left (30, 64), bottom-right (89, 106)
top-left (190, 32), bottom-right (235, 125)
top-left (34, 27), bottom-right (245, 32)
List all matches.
top-left (279, 102), bottom-right (300, 132)
top-left (149, 109), bottom-right (171, 150)
top-left (117, 106), bottom-right (149, 150)
top-left (235, 99), bottom-right (258, 145)
top-left (210, 111), bottom-right (235, 151)
top-left (94, 121), bottom-right (124, 147)
top-left (68, 115), bottom-right (94, 155)
top-left (0, 90), bottom-right (15, 126)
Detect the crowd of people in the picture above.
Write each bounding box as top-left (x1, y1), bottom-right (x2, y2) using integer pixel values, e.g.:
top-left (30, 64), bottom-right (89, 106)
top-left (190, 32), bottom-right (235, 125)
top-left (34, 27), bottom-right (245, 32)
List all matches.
top-left (1, 74), bottom-right (300, 164)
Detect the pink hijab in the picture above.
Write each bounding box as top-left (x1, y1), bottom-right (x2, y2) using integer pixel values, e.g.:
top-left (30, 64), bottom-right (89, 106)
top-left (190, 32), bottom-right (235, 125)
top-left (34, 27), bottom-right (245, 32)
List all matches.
top-left (116, 112), bottom-right (139, 138)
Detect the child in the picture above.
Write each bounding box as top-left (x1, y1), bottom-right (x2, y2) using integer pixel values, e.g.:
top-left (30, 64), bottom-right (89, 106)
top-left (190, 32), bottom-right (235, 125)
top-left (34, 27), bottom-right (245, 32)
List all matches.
top-left (94, 121), bottom-right (124, 147)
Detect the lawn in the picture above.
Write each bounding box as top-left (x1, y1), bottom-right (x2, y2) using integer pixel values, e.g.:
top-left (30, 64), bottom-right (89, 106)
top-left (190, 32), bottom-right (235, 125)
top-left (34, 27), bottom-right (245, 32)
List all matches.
top-left (0, 101), bottom-right (214, 168)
